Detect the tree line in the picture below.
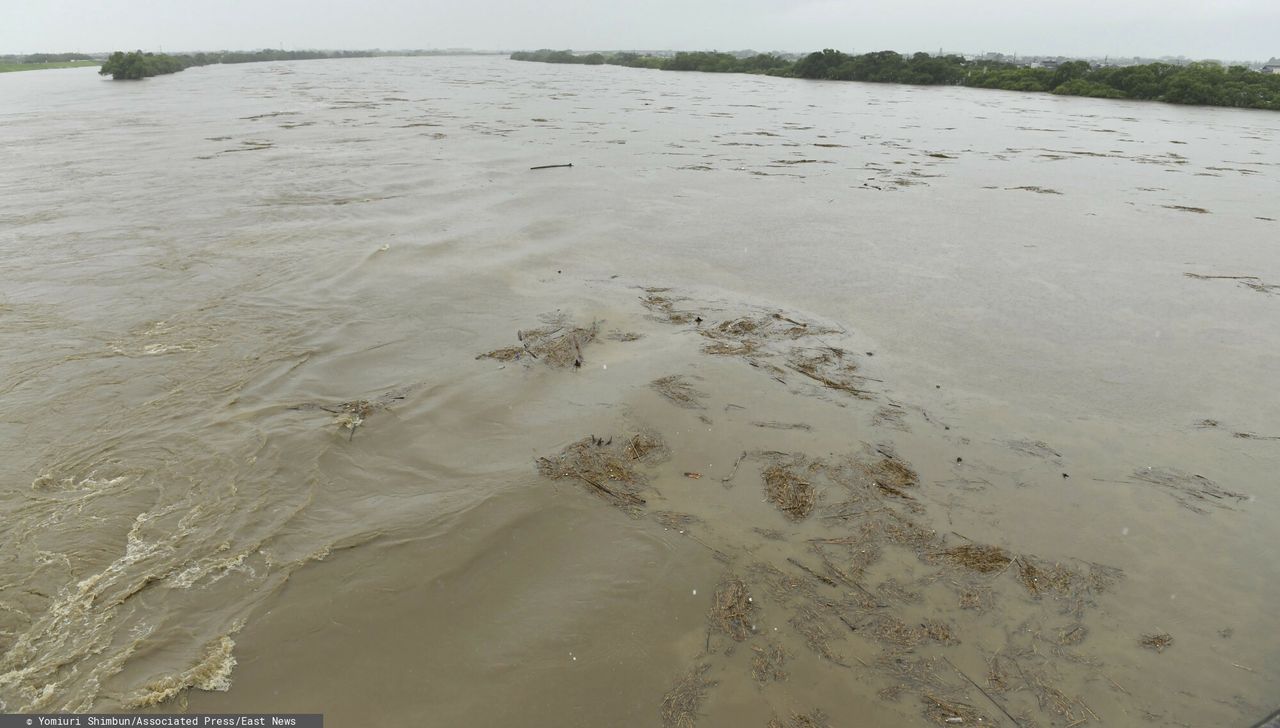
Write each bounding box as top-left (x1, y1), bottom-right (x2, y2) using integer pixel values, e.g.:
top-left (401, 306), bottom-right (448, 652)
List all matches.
top-left (99, 49), bottom-right (381, 80)
top-left (510, 49), bottom-right (1280, 111)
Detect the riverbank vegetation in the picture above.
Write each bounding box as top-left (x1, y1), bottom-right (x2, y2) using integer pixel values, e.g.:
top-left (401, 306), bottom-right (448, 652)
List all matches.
top-left (97, 49), bottom-right (383, 80)
top-left (0, 54), bottom-right (98, 73)
top-left (0, 61), bottom-right (98, 73)
top-left (510, 49), bottom-right (1280, 111)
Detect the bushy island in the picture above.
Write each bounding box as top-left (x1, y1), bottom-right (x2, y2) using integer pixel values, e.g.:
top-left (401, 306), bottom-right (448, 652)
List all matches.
top-left (98, 49), bottom-right (381, 80)
top-left (511, 49), bottom-right (1280, 111)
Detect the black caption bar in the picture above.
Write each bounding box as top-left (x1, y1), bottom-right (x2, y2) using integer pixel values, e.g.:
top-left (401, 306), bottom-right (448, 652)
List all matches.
top-left (0, 716), bottom-right (321, 728)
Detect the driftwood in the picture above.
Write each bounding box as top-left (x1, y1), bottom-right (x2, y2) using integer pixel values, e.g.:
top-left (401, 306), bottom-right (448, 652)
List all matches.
top-left (530, 163), bottom-right (573, 170)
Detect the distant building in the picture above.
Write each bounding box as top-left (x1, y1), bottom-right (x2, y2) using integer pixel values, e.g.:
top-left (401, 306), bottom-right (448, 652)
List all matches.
top-left (1263, 58), bottom-right (1280, 73)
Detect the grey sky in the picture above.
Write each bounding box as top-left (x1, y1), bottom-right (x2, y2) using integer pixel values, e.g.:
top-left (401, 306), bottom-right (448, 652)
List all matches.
top-left (7, 0), bottom-right (1279, 61)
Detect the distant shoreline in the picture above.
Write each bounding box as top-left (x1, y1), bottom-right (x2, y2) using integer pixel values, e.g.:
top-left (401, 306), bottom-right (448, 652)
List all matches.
top-left (0, 60), bottom-right (99, 74)
top-left (511, 49), bottom-right (1280, 112)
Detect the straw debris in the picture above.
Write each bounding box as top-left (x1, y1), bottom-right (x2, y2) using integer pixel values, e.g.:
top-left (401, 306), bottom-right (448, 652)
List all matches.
top-left (921, 694), bottom-right (987, 726)
top-left (478, 318), bottom-right (599, 368)
top-left (790, 605), bottom-right (846, 665)
top-left (751, 641), bottom-right (789, 682)
top-left (768, 709), bottom-right (831, 728)
top-left (785, 347), bottom-right (872, 397)
top-left (652, 375), bottom-right (709, 409)
top-left (661, 663), bottom-right (716, 728)
top-left (536, 433), bottom-right (668, 512)
top-left (943, 544), bottom-right (1013, 574)
top-left (642, 289), bottom-right (699, 324)
top-left (710, 576), bottom-right (756, 641)
top-left (1139, 633), bottom-right (1173, 652)
top-left (763, 463), bottom-right (818, 520)
top-left (1131, 467), bottom-right (1248, 513)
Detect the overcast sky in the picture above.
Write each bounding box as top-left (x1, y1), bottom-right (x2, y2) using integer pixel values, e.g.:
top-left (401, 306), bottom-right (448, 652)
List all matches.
top-left (7, 0), bottom-right (1278, 61)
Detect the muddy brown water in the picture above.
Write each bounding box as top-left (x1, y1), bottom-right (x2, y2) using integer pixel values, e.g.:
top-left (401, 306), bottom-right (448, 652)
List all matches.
top-left (1, 56), bottom-right (1277, 726)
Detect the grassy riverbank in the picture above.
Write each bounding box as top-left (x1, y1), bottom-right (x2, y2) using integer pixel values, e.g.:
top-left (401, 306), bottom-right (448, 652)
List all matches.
top-left (0, 60), bottom-right (99, 73)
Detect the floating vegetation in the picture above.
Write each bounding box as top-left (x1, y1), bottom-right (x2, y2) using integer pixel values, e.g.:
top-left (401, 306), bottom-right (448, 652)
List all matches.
top-left (660, 663), bottom-right (716, 728)
top-left (333, 400), bottom-right (373, 440)
top-left (1163, 204), bottom-right (1210, 213)
top-left (751, 421), bottom-right (813, 431)
top-left (652, 375), bottom-right (708, 409)
top-left (762, 461), bottom-right (818, 521)
top-left (1140, 633), bottom-right (1174, 652)
top-left (291, 387), bottom-right (411, 441)
top-left (517, 288), bottom-right (1152, 726)
top-left (1006, 439), bottom-right (1062, 459)
top-left (942, 544), bottom-right (1013, 574)
top-left (789, 605), bottom-right (846, 666)
top-left (785, 347), bottom-right (871, 398)
top-left (1057, 623), bottom-right (1088, 646)
top-left (1131, 466), bottom-right (1248, 513)
top-left (641, 288), bottom-right (699, 324)
top-left (654, 511), bottom-right (700, 531)
top-left (638, 290), bottom-right (880, 403)
top-left (871, 406), bottom-right (909, 431)
top-left (478, 316), bottom-right (599, 367)
top-left (750, 641), bottom-right (789, 682)
top-left (1184, 272), bottom-right (1279, 296)
top-left (709, 576), bottom-right (755, 641)
top-left (1008, 185), bottom-right (1063, 194)
top-left (921, 694), bottom-right (987, 726)
top-left (768, 709), bottom-right (831, 728)
top-left (871, 616), bottom-right (958, 647)
top-left (536, 433), bottom-right (668, 512)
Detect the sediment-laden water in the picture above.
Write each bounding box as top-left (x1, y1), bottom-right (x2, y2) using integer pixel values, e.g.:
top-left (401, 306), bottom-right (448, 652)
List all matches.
top-left (1, 56), bottom-right (1277, 726)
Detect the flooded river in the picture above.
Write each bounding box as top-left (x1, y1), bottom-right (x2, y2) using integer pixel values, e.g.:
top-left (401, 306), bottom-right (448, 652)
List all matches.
top-left (1, 55), bottom-right (1277, 726)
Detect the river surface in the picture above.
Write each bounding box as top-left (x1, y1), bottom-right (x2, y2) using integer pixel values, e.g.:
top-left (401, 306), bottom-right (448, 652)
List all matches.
top-left (1, 56), bottom-right (1277, 726)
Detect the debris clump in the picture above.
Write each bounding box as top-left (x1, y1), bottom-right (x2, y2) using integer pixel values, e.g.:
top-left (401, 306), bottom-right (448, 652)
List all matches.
top-left (1140, 633), bottom-right (1174, 652)
top-left (709, 576), bottom-right (755, 642)
top-left (1131, 467), bottom-right (1248, 513)
top-left (661, 663), bottom-right (716, 728)
top-left (652, 375), bottom-right (709, 409)
top-left (943, 544), bottom-right (1013, 574)
top-left (750, 642), bottom-right (789, 682)
top-left (763, 462), bottom-right (818, 521)
top-left (478, 316), bottom-right (599, 367)
top-left (536, 433), bottom-right (668, 512)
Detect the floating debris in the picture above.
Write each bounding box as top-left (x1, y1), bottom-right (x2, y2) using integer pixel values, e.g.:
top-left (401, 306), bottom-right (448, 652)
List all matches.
top-left (1007, 185), bottom-right (1063, 194)
top-left (1184, 272), bottom-right (1278, 295)
top-left (478, 317), bottom-right (599, 367)
top-left (652, 375), bottom-right (709, 409)
top-left (660, 663), bottom-right (716, 728)
top-left (536, 433), bottom-right (668, 512)
top-left (763, 461), bottom-right (818, 521)
top-left (751, 641), bottom-right (789, 682)
top-left (291, 387), bottom-right (411, 441)
top-left (1006, 439), bottom-right (1062, 459)
top-left (1140, 633), bottom-right (1174, 652)
top-left (709, 576), bottom-right (755, 642)
top-left (768, 709), bottom-right (830, 728)
top-left (333, 400), bottom-right (373, 440)
top-left (751, 421), bottom-right (813, 431)
top-left (942, 544), bottom-right (1013, 574)
top-left (921, 694), bottom-right (987, 726)
top-left (1131, 466), bottom-right (1248, 513)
